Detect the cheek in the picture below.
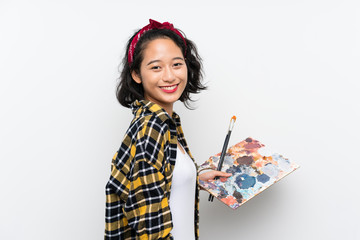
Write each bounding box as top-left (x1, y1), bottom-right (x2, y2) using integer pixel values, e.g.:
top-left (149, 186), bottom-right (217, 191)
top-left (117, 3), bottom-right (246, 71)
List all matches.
top-left (183, 76), bottom-right (188, 86)
top-left (180, 77), bottom-right (188, 93)
top-left (183, 70), bottom-right (188, 86)
top-left (141, 71), bottom-right (158, 85)
top-left (180, 66), bottom-right (188, 81)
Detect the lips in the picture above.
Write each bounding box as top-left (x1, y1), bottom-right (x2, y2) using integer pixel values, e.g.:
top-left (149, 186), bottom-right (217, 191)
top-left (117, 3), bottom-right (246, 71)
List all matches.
top-left (159, 84), bottom-right (179, 93)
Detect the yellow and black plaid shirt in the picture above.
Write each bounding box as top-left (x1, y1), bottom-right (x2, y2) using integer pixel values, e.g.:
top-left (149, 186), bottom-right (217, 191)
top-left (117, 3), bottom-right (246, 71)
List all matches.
top-left (105, 100), bottom-right (200, 240)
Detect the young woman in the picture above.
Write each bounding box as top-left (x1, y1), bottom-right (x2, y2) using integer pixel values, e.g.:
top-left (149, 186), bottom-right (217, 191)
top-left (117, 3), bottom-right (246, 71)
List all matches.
top-left (105, 19), bottom-right (231, 240)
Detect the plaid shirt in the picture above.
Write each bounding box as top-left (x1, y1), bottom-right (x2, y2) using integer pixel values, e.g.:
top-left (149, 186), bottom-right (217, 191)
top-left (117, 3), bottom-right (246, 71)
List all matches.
top-left (105, 100), bottom-right (200, 240)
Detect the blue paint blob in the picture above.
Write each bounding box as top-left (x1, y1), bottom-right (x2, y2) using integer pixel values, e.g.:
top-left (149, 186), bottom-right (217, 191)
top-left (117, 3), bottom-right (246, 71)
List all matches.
top-left (235, 174), bottom-right (256, 189)
top-left (257, 174), bottom-right (270, 183)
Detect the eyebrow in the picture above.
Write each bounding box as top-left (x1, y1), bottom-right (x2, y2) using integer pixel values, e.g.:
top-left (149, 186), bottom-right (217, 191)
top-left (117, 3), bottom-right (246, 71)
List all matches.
top-left (146, 57), bottom-right (185, 66)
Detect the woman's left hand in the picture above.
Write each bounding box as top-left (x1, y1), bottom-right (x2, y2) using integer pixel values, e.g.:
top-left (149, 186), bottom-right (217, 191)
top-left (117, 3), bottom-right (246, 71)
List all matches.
top-left (199, 170), bottom-right (232, 182)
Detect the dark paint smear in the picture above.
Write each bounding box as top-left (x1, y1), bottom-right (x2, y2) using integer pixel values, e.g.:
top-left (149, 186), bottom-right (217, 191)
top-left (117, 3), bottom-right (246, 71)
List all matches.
top-left (218, 186), bottom-right (229, 199)
top-left (207, 182), bottom-right (217, 190)
top-left (226, 165), bottom-right (242, 174)
top-left (235, 174), bottom-right (256, 189)
top-left (254, 168), bottom-right (262, 175)
top-left (257, 174), bottom-right (270, 183)
top-left (236, 156), bottom-right (254, 165)
top-left (244, 143), bottom-right (262, 149)
top-left (233, 190), bottom-right (243, 203)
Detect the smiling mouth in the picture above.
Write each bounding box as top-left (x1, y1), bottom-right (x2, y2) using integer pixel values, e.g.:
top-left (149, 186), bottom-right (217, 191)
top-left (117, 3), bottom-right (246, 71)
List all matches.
top-left (159, 84), bottom-right (178, 90)
top-left (159, 84), bottom-right (179, 93)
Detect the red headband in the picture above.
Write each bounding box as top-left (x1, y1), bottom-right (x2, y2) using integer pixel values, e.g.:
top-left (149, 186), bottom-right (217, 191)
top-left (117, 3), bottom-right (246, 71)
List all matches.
top-left (127, 19), bottom-right (187, 64)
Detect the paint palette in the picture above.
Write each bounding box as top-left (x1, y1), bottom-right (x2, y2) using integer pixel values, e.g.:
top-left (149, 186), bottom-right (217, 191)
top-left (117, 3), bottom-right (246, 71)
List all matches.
top-left (199, 137), bottom-right (299, 209)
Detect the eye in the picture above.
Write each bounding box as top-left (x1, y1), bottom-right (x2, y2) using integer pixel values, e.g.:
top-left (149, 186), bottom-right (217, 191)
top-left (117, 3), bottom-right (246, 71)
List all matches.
top-left (151, 66), bottom-right (161, 70)
top-left (173, 62), bottom-right (183, 67)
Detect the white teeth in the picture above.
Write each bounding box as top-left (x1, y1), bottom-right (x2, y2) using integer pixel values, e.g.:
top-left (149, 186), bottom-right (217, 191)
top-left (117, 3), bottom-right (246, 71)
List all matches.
top-left (160, 85), bottom-right (177, 90)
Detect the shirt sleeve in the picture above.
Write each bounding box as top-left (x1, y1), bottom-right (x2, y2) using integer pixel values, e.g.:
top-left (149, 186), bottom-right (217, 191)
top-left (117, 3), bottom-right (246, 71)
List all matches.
top-left (106, 116), bottom-right (174, 239)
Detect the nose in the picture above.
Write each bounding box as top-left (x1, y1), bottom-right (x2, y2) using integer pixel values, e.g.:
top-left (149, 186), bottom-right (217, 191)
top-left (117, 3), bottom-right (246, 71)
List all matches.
top-left (162, 66), bottom-right (175, 83)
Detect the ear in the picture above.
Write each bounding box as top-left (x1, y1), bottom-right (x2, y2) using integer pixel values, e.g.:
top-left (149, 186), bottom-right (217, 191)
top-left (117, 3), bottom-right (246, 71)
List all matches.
top-left (131, 71), bottom-right (142, 84)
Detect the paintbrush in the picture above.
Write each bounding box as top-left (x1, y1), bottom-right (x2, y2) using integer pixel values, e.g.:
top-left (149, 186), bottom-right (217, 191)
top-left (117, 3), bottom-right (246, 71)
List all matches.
top-left (208, 116), bottom-right (236, 202)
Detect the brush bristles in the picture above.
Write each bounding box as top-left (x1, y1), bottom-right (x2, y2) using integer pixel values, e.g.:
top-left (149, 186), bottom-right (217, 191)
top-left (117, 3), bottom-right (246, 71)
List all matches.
top-left (229, 116), bottom-right (236, 131)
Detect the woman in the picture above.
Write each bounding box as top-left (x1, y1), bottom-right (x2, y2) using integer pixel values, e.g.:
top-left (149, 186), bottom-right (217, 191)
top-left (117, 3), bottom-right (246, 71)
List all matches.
top-left (105, 19), bottom-right (231, 240)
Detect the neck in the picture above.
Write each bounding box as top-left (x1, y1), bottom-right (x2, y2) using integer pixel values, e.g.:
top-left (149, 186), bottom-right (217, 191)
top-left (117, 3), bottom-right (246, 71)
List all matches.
top-left (163, 104), bottom-right (173, 117)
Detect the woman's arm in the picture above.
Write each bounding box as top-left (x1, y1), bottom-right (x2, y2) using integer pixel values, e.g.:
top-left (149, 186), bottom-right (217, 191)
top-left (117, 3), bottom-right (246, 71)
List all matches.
top-left (105, 116), bottom-right (174, 240)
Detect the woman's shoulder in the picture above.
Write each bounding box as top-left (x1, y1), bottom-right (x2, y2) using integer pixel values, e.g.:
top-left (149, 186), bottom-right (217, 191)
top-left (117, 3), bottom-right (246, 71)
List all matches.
top-left (126, 100), bottom-right (175, 141)
top-left (127, 111), bottom-right (169, 139)
top-left (131, 99), bottom-right (175, 126)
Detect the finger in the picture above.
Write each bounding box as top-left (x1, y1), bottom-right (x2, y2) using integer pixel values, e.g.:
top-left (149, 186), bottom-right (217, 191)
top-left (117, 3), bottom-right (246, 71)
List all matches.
top-left (216, 171), bottom-right (232, 177)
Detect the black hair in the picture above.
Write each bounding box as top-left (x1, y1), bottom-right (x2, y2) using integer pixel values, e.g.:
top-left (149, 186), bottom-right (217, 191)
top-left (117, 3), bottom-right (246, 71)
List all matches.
top-left (116, 27), bottom-right (206, 109)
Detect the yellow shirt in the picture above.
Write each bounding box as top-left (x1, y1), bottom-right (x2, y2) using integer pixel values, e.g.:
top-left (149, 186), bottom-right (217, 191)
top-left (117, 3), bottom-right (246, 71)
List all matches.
top-left (105, 100), bottom-right (200, 239)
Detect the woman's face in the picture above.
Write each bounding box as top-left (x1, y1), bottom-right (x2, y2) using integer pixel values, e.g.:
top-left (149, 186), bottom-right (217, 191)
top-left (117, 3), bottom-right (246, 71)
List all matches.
top-left (132, 38), bottom-right (188, 114)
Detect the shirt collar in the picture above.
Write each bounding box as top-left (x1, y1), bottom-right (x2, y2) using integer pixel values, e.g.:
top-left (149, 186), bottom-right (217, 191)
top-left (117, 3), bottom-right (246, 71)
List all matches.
top-left (131, 99), bottom-right (180, 125)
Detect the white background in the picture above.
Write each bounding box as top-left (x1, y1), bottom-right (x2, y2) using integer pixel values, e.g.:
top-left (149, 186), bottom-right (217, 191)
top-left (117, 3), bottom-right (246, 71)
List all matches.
top-left (1, 0), bottom-right (359, 239)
